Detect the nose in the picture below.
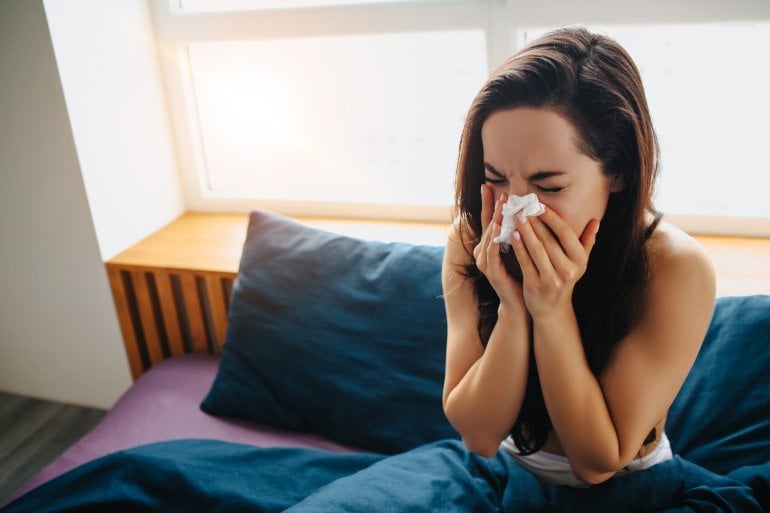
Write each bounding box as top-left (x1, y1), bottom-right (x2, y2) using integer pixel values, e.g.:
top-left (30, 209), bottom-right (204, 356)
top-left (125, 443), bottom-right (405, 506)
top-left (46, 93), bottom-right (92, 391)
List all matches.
top-left (507, 182), bottom-right (527, 197)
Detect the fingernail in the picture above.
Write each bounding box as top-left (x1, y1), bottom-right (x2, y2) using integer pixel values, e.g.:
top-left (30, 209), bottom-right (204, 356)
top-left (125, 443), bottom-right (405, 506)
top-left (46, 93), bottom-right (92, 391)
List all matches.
top-left (517, 212), bottom-right (527, 224)
top-left (499, 193), bottom-right (506, 202)
top-left (513, 230), bottom-right (521, 241)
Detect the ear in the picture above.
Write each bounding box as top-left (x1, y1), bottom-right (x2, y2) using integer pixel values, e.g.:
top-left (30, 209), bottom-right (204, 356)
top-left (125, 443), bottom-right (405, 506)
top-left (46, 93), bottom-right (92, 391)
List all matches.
top-left (608, 172), bottom-right (625, 193)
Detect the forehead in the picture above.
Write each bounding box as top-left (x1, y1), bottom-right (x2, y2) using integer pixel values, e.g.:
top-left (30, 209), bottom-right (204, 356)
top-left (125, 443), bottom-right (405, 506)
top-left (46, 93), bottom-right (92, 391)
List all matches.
top-left (481, 107), bottom-right (582, 172)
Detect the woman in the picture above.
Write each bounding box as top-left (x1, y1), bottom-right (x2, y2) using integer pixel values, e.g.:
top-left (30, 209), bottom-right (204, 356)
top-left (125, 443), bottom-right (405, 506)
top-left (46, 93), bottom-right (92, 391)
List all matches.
top-left (441, 26), bottom-right (716, 487)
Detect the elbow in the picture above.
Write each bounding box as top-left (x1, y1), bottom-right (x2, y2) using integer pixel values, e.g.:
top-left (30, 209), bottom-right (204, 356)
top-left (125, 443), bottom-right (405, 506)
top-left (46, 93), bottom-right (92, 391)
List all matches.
top-left (462, 436), bottom-right (501, 459)
top-left (443, 396), bottom-right (502, 459)
top-left (568, 438), bottom-right (630, 485)
top-left (574, 468), bottom-right (615, 486)
top-left (571, 461), bottom-right (617, 486)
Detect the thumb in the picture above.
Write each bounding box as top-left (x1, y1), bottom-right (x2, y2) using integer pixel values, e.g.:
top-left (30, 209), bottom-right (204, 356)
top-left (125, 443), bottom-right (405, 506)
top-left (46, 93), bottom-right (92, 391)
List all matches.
top-left (580, 219), bottom-right (601, 254)
top-left (480, 184), bottom-right (493, 231)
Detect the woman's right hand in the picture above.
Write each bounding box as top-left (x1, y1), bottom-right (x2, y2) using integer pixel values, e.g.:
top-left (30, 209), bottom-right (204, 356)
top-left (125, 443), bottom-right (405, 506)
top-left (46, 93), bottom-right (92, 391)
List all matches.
top-left (473, 185), bottom-right (526, 310)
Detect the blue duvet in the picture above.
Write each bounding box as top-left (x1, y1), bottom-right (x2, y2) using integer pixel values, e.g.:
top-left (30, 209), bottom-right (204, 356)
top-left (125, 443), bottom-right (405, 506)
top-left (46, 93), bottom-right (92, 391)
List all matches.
top-left (2, 438), bottom-right (767, 512)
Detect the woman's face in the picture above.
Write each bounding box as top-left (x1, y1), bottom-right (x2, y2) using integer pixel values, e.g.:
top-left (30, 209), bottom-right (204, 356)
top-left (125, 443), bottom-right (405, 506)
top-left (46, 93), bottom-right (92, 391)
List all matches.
top-left (480, 107), bottom-right (620, 238)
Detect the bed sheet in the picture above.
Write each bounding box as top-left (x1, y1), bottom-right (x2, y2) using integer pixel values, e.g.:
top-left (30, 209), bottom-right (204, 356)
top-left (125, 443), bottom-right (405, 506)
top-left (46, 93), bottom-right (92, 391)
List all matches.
top-left (8, 354), bottom-right (355, 503)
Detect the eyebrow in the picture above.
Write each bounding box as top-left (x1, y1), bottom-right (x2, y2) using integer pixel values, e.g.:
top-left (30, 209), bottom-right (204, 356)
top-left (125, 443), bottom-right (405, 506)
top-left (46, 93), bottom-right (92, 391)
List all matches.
top-left (483, 162), bottom-right (567, 181)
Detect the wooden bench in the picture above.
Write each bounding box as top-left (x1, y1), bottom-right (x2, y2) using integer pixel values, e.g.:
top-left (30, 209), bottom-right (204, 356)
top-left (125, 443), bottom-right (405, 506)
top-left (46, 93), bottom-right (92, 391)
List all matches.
top-left (106, 212), bottom-right (770, 379)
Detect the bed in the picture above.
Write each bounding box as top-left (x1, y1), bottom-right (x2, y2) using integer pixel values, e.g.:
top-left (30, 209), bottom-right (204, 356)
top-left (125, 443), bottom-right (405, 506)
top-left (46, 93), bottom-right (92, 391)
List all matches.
top-left (3, 209), bottom-right (770, 512)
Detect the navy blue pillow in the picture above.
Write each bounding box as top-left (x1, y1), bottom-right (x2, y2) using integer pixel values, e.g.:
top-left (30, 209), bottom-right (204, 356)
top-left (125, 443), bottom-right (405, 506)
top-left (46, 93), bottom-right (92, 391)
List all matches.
top-left (201, 210), bottom-right (458, 453)
top-left (668, 295), bottom-right (770, 474)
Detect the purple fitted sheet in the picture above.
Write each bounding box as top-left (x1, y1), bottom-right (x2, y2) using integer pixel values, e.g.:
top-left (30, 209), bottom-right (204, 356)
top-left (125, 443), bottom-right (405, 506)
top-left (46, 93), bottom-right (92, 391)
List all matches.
top-left (12, 353), bottom-right (356, 501)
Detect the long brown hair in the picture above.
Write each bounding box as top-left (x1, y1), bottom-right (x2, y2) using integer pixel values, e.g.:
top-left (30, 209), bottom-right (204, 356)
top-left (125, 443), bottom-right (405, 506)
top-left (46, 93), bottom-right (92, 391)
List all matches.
top-left (453, 26), bottom-right (660, 453)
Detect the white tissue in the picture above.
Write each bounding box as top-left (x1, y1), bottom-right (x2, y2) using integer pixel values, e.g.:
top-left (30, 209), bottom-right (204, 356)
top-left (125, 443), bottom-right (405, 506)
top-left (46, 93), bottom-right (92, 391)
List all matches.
top-left (492, 193), bottom-right (545, 250)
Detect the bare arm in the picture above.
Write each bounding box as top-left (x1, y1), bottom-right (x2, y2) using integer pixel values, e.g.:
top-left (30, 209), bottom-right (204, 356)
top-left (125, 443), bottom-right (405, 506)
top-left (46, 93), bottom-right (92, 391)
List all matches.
top-left (511, 210), bottom-right (715, 483)
top-left (442, 186), bottom-right (532, 457)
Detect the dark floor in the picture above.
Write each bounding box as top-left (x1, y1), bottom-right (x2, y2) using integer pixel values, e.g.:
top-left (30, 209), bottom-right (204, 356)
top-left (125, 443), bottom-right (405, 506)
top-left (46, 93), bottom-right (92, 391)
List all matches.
top-left (0, 391), bottom-right (105, 505)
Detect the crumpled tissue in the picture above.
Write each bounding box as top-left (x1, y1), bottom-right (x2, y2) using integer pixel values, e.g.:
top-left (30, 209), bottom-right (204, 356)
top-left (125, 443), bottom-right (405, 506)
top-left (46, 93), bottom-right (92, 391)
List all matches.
top-left (492, 193), bottom-right (545, 251)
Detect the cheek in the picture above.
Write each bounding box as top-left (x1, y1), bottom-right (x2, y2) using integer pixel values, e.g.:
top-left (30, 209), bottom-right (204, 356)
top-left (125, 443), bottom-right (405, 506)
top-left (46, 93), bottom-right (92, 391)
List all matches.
top-left (543, 189), bottom-right (610, 237)
top-left (488, 184), bottom-right (507, 200)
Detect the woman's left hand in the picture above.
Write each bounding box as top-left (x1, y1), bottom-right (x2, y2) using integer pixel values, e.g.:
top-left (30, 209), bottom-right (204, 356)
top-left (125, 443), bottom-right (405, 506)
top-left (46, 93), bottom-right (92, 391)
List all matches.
top-left (509, 207), bottom-right (600, 318)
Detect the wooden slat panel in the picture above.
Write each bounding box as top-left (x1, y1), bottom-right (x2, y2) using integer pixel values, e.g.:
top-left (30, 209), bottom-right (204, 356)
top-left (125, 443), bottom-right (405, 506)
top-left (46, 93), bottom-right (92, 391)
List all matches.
top-left (179, 273), bottom-right (209, 353)
top-left (130, 271), bottom-right (163, 367)
top-left (106, 265), bottom-right (143, 380)
top-left (154, 270), bottom-right (185, 357)
top-left (205, 275), bottom-right (229, 351)
top-left (222, 276), bottom-right (234, 311)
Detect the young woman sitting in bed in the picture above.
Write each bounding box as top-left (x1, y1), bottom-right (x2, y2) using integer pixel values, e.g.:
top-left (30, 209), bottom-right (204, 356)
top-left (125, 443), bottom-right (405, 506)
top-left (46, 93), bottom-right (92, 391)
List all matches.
top-left (442, 26), bottom-right (716, 487)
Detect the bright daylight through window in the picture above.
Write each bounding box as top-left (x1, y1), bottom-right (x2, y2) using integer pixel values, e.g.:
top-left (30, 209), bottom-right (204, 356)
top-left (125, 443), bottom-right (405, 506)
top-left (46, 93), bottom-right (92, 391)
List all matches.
top-left (179, 0), bottom-right (414, 10)
top-left (189, 30), bottom-right (487, 209)
top-left (158, 0), bottom-right (770, 232)
top-left (523, 23), bottom-right (770, 221)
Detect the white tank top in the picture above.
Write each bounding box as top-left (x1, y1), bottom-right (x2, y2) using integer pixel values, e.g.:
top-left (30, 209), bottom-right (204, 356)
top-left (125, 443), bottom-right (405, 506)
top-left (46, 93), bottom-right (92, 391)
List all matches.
top-left (500, 433), bottom-right (673, 487)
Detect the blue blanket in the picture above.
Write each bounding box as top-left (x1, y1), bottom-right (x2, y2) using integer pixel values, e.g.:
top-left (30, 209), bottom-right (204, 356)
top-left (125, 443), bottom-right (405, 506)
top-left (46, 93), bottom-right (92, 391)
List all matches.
top-left (2, 439), bottom-right (767, 512)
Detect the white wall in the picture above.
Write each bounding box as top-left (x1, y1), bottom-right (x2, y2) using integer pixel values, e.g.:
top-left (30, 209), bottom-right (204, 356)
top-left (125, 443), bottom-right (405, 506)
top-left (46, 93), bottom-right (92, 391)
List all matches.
top-left (0, 0), bottom-right (133, 408)
top-left (43, 0), bottom-right (185, 260)
top-left (0, 0), bottom-right (184, 408)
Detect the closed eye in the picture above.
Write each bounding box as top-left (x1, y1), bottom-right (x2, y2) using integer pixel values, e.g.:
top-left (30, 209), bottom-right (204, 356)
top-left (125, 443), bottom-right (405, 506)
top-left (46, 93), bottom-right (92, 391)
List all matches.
top-left (535, 185), bottom-right (564, 194)
top-left (536, 185), bottom-right (564, 194)
top-left (485, 176), bottom-right (508, 185)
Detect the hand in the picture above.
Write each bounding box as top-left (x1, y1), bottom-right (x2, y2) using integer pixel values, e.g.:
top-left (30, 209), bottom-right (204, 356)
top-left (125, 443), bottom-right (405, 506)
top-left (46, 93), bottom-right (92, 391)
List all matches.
top-left (473, 185), bottom-right (526, 310)
top-left (509, 207), bottom-right (600, 318)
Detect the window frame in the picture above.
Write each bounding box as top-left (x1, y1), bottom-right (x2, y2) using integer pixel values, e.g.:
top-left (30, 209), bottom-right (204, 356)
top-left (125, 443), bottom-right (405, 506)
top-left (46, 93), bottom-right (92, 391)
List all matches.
top-left (149, 0), bottom-right (770, 234)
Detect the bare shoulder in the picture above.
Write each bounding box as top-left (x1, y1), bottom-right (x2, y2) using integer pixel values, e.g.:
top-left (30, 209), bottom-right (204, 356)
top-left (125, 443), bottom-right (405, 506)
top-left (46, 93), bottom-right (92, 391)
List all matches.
top-left (648, 221), bottom-right (716, 297)
top-left (642, 220), bottom-right (716, 338)
top-left (442, 223), bottom-right (475, 294)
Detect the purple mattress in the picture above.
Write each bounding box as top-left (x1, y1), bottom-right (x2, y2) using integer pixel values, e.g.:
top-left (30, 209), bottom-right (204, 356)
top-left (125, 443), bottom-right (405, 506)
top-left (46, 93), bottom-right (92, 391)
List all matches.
top-left (12, 354), bottom-right (355, 501)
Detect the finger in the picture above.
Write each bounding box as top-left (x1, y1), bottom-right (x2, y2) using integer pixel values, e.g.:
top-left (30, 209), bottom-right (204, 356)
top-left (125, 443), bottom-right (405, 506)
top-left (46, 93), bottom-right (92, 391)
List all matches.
top-left (537, 208), bottom-right (586, 263)
top-left (515, 211), bottom-right (554, 276)
top-left (489, 220), bottom-right (504, 260)
top-left (510, 227), bottom-right (537, 281)
top-left (484, 192), bottom-right (505, 244)
top-left (528, 215), bottom-right (572, 270)
top-left (474, 188), bottom-right (496, 261)
top-left (476, 217), bottom-right (502, 274)
top-left (580, 219), bottom-right (601, 256)
top-left (475, 197), bottom-right (500, 264)
top-left (480, 184), bottom-right (493, 232)
top-left (493, 192), bottom-right (508, 228)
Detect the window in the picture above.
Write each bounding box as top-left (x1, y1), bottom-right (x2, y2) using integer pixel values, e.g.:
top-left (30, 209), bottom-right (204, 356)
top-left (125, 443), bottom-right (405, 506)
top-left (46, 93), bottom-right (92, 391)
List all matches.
top-left (177, 0), bottom-right (429, 12)
top-left (522, 22), bottom-right (770, 233)
top-left (151, 0), bottom-right (770, 234)
top-left (188, 31), bottom-right (486, 210)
